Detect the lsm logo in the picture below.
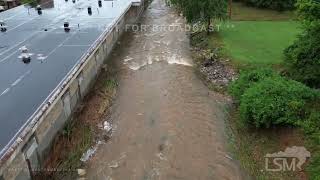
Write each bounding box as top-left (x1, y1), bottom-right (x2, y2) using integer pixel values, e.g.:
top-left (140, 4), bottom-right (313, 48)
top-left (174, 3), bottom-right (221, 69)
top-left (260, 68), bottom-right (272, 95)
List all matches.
top-left (265, 146), bottom-right (311, 172)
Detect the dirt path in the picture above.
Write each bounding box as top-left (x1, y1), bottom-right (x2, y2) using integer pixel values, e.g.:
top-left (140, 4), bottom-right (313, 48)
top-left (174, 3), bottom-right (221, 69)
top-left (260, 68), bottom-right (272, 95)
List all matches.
top-left (86, 0), bottom-right (247, 179)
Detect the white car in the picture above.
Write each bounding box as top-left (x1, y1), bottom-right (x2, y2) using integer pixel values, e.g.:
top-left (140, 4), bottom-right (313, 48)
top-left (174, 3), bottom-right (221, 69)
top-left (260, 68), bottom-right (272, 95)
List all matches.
top-left (0, 6), bottom-right (4, 12)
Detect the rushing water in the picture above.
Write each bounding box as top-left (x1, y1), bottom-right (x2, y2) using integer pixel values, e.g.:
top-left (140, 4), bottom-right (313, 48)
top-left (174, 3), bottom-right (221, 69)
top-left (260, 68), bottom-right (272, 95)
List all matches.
top-left (86, 0), bottom-right (247, 179)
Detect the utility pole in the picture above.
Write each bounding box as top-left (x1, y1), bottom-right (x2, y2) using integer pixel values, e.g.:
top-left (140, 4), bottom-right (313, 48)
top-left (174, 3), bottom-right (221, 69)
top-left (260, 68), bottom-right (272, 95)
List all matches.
top-left (228, 0), bottom-right (232, 20)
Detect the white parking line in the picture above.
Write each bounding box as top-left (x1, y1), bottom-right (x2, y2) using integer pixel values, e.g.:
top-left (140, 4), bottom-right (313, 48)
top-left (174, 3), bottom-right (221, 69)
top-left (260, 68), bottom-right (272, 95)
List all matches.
top-left (11, 70), bottom-right (31, 87)
top-left (0, 70), bottom-right (32, 97)
top-left (3, 11), bottom-right (26, 21)
top-left (6, 17), bottom-right (37, 33)
top-left (11, 78), bottom-right (22, 87)
top-left (0, 88), bottom-right (10, 97)
top-left (0, 48), bottom-right (21, 63)
top-left (0, 32), bottom-right (38, 56)
top-left (44, 31), bottom-right (79, 59)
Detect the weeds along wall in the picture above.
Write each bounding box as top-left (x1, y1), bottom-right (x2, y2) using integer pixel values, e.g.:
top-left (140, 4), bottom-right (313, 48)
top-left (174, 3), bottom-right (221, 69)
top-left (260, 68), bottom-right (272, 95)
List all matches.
top-left (0, 1), bottom-right (147, 179)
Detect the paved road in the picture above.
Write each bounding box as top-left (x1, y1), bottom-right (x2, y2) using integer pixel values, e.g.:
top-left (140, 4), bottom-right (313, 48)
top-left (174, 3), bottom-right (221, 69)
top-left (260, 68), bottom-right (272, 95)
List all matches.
top-left (0, 0), bottom-right (132, 154)
top-left (87, 0), bottom-right (248, 179)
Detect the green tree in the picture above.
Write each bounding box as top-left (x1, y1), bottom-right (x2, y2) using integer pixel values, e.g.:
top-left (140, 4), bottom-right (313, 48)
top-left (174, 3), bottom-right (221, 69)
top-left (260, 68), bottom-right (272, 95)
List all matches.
top-left (171, 0), bottom-right (228, 33)
top-left (284, 0), bottom-right (320, 87)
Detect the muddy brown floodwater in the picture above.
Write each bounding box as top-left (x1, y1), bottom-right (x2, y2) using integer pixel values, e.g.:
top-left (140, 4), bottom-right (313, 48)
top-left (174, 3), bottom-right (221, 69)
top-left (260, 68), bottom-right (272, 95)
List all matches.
top-left (86, 0), bottom-right (248, 179)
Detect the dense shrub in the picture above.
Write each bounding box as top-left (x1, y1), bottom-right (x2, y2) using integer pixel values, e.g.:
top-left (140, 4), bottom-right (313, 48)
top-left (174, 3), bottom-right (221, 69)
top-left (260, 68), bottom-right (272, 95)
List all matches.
top-left (307, 153), bottom-right (320, 180)
top-left (228, 68), bottom-right (278, 100)
top-left (284, 28), bottom-right (320, 87)
top-left (240, 0), bottom-right (296, 11)
top-left (302, 111), bottom-right (320, 180)
top-left (296, 0), bottom-right (320, 24)
top-left (284, 0), bottom-right (320, 88)
top-left (239, 76), bottom-right (318, 128)
top-left (299, 111), bottom-right (320, 141)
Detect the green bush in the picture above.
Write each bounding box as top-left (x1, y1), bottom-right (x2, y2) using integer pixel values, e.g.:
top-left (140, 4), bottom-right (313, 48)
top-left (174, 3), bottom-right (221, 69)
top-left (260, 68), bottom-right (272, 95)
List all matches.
top-left (228, 68), bottom-right (278, 100)
top-left (296, 0), bottom-right (320, 24)
top-left (284, 0), bottom-right (320, 88)
top-left (298, 109), bottom-right (320, 179)
top-left (284, 27), bottom-right (320, 88)
top-left (239, 0), bottom-right (296, 11)
top-left (299, 111), bottom-right (320, 142)
top-left (307, 153), bottom-right (320, 180)
top-left (299, 110), bottom-right (320, 179)
top-left (239, 76), bottom-right (318, 128)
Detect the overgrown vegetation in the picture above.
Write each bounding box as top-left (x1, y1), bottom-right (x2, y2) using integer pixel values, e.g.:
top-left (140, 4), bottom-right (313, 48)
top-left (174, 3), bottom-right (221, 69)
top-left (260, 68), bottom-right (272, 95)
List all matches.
top-left (229, 68), bottom-right (319, 129)
top-left (229, 68), bottom-right (320, 178)
top-left (228, 68), bottom-right (278, 100)
top-left (38, 65), bottom-right (118, 179)
top-left (284, 0), bottom-right (320, 88)
top-left (35, 117), bottom-right (93, 179)
top-left (282, 2), bottom-right (320, 175)
top-left (229, 1), bottom-right (320, 168)
top-left (236, 0), bottom-right (297, 11)
top-left (173, 0), bottom-right (320, 178)
top-left (55, 121), bottom-right (92, 179)
top-left (187, 0), bottom-right (320, 178)
top-left (170, 0), bottom-right (228, 32)
top-left (238, 75), bottom-right (318, 128)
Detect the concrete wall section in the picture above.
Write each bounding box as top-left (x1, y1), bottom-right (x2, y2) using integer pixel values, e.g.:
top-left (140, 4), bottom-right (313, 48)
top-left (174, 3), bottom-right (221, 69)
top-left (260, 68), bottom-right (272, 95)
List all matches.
top-left (105, 32), bottom-right (114, 56)
top-left (1, 153), bottom-right (30, 180)
top-left (79, 56), bottom-right (97, 97)
top-left (69, 80), bottom-right (80, 112)
top-left (62, 91), bottom-right (72, 118)
top-left (0, 1), bottom-right (146, 179)
top-left (95, 47), bottom-right (104, 70)
top-left (22, 137), bottom-right (40, 175)
top-left (35, 100), bottom-right (67, 163)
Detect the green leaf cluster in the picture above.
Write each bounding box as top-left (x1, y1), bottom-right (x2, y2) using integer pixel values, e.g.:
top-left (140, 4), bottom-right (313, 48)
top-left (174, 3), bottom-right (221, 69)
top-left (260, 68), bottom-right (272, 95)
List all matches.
top-left (229, 69), bottom-right (319, 128)
top-left (284, 0), bottom-right (320, 88)
top-left (228, 68), bottom-right (278, 100)
top-left (170, 0), bottom-right (228, 28)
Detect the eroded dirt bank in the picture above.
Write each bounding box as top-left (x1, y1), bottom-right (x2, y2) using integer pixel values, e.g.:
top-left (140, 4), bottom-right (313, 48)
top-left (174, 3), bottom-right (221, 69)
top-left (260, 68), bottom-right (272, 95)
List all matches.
top-left (86, 0), bottom-right (248, 179)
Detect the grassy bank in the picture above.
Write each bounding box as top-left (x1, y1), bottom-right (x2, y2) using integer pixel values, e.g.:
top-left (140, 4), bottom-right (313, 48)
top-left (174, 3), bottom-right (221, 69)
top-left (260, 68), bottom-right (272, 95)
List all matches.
top-left (209, 2), bottom-right (301, 68)
top-left (191, 2), bottom-right (315, 180)
top-left (217, 21), bottom-right (300, 66)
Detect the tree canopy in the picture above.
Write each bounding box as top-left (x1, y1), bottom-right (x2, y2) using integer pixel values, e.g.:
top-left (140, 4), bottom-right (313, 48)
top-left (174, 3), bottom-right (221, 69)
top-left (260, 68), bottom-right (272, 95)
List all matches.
top-left (284, 0), bottom-right (320, 88)
top-left (170, 0), bottom-right (228, 32)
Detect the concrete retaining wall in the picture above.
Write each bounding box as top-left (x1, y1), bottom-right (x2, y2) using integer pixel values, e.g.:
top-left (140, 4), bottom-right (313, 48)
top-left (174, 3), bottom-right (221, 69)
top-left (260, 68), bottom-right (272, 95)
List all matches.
top-left (0, 1), bottom-right (147, 179)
